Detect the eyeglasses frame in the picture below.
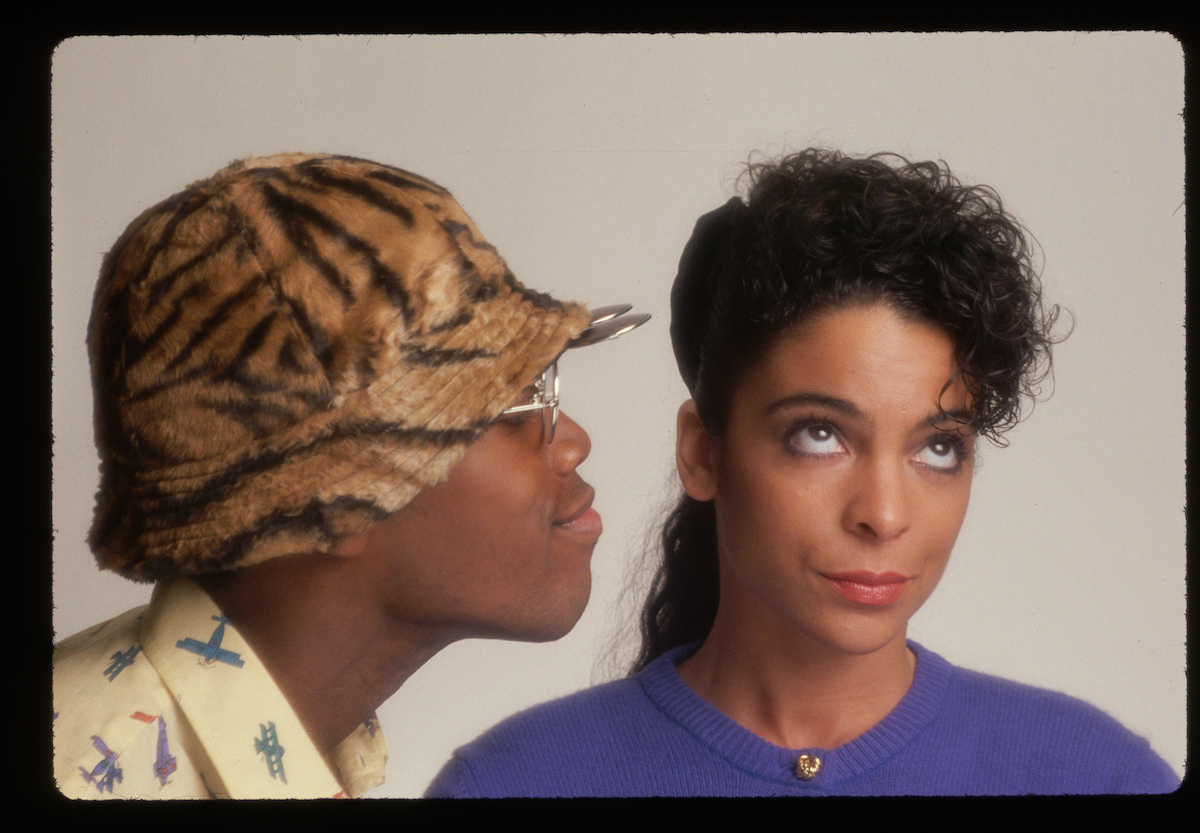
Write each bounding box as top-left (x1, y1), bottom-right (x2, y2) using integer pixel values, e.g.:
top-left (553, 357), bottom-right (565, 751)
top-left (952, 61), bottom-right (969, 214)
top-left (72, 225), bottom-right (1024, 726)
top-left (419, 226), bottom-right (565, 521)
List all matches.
top-left (494, 303), bottom-right (650, 445)
top-left (499, 359), bottom-right (560, 443)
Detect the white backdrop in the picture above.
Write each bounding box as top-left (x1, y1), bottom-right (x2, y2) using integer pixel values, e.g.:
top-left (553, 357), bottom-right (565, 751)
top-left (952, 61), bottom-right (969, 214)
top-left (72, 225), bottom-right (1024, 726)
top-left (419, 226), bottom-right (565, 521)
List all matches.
top-left (51, 33), bottom-right (1185, 796)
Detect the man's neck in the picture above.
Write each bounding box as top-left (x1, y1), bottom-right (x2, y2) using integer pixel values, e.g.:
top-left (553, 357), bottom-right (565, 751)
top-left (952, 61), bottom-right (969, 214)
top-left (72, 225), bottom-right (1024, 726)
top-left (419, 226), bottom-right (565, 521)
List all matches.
top-left (197, 553), bottom-right (447, 756)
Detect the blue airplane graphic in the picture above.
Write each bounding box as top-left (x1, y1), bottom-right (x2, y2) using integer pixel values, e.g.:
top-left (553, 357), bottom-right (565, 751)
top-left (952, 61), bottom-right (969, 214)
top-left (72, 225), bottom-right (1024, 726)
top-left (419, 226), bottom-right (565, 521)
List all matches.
top-left (255, 722), bottom-right (286, 783)
top-left (363, 713), bottom-right (380, 737)
top-left (175, 615), bottom-right (245, 667)
top-left (154, 716), bottom-right (177, 786)
top-left (79, 735), bottom-right (122, 793)
top-left (104, 645), bottom-right (141, 681)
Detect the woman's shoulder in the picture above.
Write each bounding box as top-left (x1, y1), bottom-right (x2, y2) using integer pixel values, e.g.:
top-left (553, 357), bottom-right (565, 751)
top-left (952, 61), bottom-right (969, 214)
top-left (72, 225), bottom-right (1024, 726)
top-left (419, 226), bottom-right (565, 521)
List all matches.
top-left (915, 644), bottom-right (1180, 793)
top-left (425, 650), bottom-right (702, 797)
top-left (424, 673), bottom-right (653, 797)
top-left (471, 673), bottom-right (650, 748)
top-left (941, 655), bottom-right (1135, 730)
top-left (911, 642), bottom-right (1118, 720)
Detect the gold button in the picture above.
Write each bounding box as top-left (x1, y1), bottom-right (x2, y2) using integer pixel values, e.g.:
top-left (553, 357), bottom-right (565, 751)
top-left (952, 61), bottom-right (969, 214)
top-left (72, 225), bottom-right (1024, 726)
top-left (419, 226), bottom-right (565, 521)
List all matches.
top-left (795, 754), bottom-right (822, 780)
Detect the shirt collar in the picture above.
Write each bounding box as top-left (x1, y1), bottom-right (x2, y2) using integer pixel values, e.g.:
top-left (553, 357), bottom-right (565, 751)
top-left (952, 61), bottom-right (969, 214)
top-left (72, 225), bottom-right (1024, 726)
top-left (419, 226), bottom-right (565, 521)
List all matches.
top-left (139, 578), bottom-right (386, 798)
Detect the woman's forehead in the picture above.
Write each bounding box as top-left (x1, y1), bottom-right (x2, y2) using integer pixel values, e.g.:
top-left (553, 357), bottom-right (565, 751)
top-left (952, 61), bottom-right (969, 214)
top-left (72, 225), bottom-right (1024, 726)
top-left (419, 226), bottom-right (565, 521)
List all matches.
top-left (742, 304), bottom-right (968, 415)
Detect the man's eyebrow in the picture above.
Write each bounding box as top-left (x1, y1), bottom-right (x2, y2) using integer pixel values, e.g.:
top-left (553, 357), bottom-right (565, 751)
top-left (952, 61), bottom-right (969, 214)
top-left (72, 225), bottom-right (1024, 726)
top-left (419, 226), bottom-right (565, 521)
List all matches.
top-left (766, 392), bottom-right (862, 418)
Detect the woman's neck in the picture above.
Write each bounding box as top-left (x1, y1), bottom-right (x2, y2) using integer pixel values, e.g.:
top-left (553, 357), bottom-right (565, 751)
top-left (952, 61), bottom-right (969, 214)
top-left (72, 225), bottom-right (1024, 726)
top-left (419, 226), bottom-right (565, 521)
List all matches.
top-left (676, 610), bottom-right (916, 751)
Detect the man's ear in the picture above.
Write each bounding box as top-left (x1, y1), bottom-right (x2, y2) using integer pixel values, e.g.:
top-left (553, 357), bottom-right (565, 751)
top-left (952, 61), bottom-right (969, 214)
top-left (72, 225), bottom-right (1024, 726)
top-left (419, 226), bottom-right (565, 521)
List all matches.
top-left (676, 400), bottom-right (719, 501)
top-left (331, 527), bottom-right (370, 559)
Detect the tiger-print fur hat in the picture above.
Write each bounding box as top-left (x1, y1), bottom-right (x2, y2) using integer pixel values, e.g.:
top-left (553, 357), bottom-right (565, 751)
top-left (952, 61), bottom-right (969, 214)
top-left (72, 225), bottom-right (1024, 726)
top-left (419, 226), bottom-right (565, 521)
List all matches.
top-left (88, 153), bottom-right (593, 582)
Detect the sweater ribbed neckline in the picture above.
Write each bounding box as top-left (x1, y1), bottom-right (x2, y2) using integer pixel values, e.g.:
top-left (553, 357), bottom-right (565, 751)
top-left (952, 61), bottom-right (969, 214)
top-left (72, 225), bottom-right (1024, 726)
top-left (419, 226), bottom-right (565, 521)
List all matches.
top-left (637, 640), bottom-right (954, 790)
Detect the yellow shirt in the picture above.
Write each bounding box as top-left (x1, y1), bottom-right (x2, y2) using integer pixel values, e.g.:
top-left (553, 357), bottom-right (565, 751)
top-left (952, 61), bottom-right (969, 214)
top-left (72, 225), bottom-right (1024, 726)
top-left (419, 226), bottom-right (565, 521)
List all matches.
top-left (53, 579), bottom-right (387, 799)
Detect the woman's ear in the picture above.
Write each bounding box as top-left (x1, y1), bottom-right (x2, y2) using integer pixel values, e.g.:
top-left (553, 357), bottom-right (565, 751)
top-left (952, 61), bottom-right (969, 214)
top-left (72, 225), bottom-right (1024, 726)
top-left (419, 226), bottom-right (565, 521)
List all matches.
top-left (676, 400), bottom-right (719, 501)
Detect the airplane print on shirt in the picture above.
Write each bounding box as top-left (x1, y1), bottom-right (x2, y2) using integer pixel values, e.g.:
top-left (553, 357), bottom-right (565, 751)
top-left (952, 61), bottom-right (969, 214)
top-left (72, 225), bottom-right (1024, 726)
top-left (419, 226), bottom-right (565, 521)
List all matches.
top-left (130, 711), bottom-right (180, 788)
top-left (104, 645), bottom-right (141, 681)
top-left (154, 715), bottom-right (178, 786)
top-left (255, 722), bottom-right (286, 784)
top-left (175, 615), bottom-right (245, 667)
top-left (57, 582), bottom-right (386, 798)
top-left (79, 735), bottom-right (122, 793)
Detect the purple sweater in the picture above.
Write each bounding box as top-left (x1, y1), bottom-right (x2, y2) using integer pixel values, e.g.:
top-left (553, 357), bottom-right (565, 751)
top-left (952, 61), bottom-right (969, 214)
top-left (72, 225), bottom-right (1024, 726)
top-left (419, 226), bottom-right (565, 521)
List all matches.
top-left (426, 641), bottom-right (1178, 797)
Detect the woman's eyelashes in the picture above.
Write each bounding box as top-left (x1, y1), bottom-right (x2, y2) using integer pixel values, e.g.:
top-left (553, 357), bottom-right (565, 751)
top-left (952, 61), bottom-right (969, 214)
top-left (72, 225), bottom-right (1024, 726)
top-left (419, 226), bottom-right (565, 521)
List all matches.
top-left (782, 416), bottom-right (969, 473)
top-left (785, 419), bottom-right (847, 457)
top-left (911, 435), bottom-right (968, 472)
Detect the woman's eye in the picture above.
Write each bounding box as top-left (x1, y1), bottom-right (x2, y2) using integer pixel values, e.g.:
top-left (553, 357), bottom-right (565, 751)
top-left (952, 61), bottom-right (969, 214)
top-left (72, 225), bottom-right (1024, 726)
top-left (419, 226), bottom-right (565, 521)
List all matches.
top-left (789, 424), bottom-right (844, 456)
top-left (914, 437), bottom-right (961, 470)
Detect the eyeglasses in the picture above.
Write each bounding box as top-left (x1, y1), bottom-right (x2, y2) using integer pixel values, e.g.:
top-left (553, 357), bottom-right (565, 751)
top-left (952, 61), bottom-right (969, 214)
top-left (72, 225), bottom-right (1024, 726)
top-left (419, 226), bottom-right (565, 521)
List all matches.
top-left (500, 359), bottom-right (560, 443)
top-left (495, 303), bottom-right (650, 445)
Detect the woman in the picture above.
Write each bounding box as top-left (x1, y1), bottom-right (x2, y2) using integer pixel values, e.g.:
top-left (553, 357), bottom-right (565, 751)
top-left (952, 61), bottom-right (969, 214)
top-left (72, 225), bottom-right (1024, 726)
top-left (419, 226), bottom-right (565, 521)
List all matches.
top-left (426, 149), bottom-right (1180, 796)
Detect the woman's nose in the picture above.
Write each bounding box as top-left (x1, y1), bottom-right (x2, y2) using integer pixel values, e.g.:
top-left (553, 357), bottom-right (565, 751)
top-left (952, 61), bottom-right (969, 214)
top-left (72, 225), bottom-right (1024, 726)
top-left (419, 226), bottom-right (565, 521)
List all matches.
top-left (842, 459), bottom-right (911, 543)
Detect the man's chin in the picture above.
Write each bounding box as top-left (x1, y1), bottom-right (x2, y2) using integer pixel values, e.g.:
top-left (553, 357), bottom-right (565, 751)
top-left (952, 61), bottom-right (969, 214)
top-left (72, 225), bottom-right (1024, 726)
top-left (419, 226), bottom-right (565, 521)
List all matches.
top-left (482, 599), bottom-right (592, 645)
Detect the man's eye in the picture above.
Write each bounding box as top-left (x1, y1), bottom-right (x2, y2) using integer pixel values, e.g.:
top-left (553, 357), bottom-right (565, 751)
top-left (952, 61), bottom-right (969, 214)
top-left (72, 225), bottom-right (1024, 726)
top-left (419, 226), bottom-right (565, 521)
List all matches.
top-left (511, 386), bottom-right (538, 408)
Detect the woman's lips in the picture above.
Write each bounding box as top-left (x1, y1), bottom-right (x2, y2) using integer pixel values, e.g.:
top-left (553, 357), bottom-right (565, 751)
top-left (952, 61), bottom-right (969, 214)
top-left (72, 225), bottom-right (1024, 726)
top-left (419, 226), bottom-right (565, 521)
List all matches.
top-left (823, 571), bottom-right (909, 606)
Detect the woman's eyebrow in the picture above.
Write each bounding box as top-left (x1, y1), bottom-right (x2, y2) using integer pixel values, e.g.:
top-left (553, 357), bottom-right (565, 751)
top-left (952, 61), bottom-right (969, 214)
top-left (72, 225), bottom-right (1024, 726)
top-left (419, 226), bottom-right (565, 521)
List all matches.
top-left (768, 392), bottom-right (975, 432)
top-left (928, 408), bottom-right (975, 429)
top-left (767, 391), bottom-right (861, 418)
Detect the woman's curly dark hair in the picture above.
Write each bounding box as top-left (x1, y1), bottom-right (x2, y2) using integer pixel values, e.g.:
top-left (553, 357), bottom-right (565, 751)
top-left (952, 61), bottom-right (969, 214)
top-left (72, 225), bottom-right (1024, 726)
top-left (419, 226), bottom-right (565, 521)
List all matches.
top-left (635, 148), bottom-right (1067, 672)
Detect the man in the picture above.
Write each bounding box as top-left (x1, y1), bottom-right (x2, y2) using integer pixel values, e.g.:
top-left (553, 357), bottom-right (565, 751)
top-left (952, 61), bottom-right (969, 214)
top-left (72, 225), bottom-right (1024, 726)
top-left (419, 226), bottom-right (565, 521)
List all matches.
top-left (53, 153), bottom-right (646, 799)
